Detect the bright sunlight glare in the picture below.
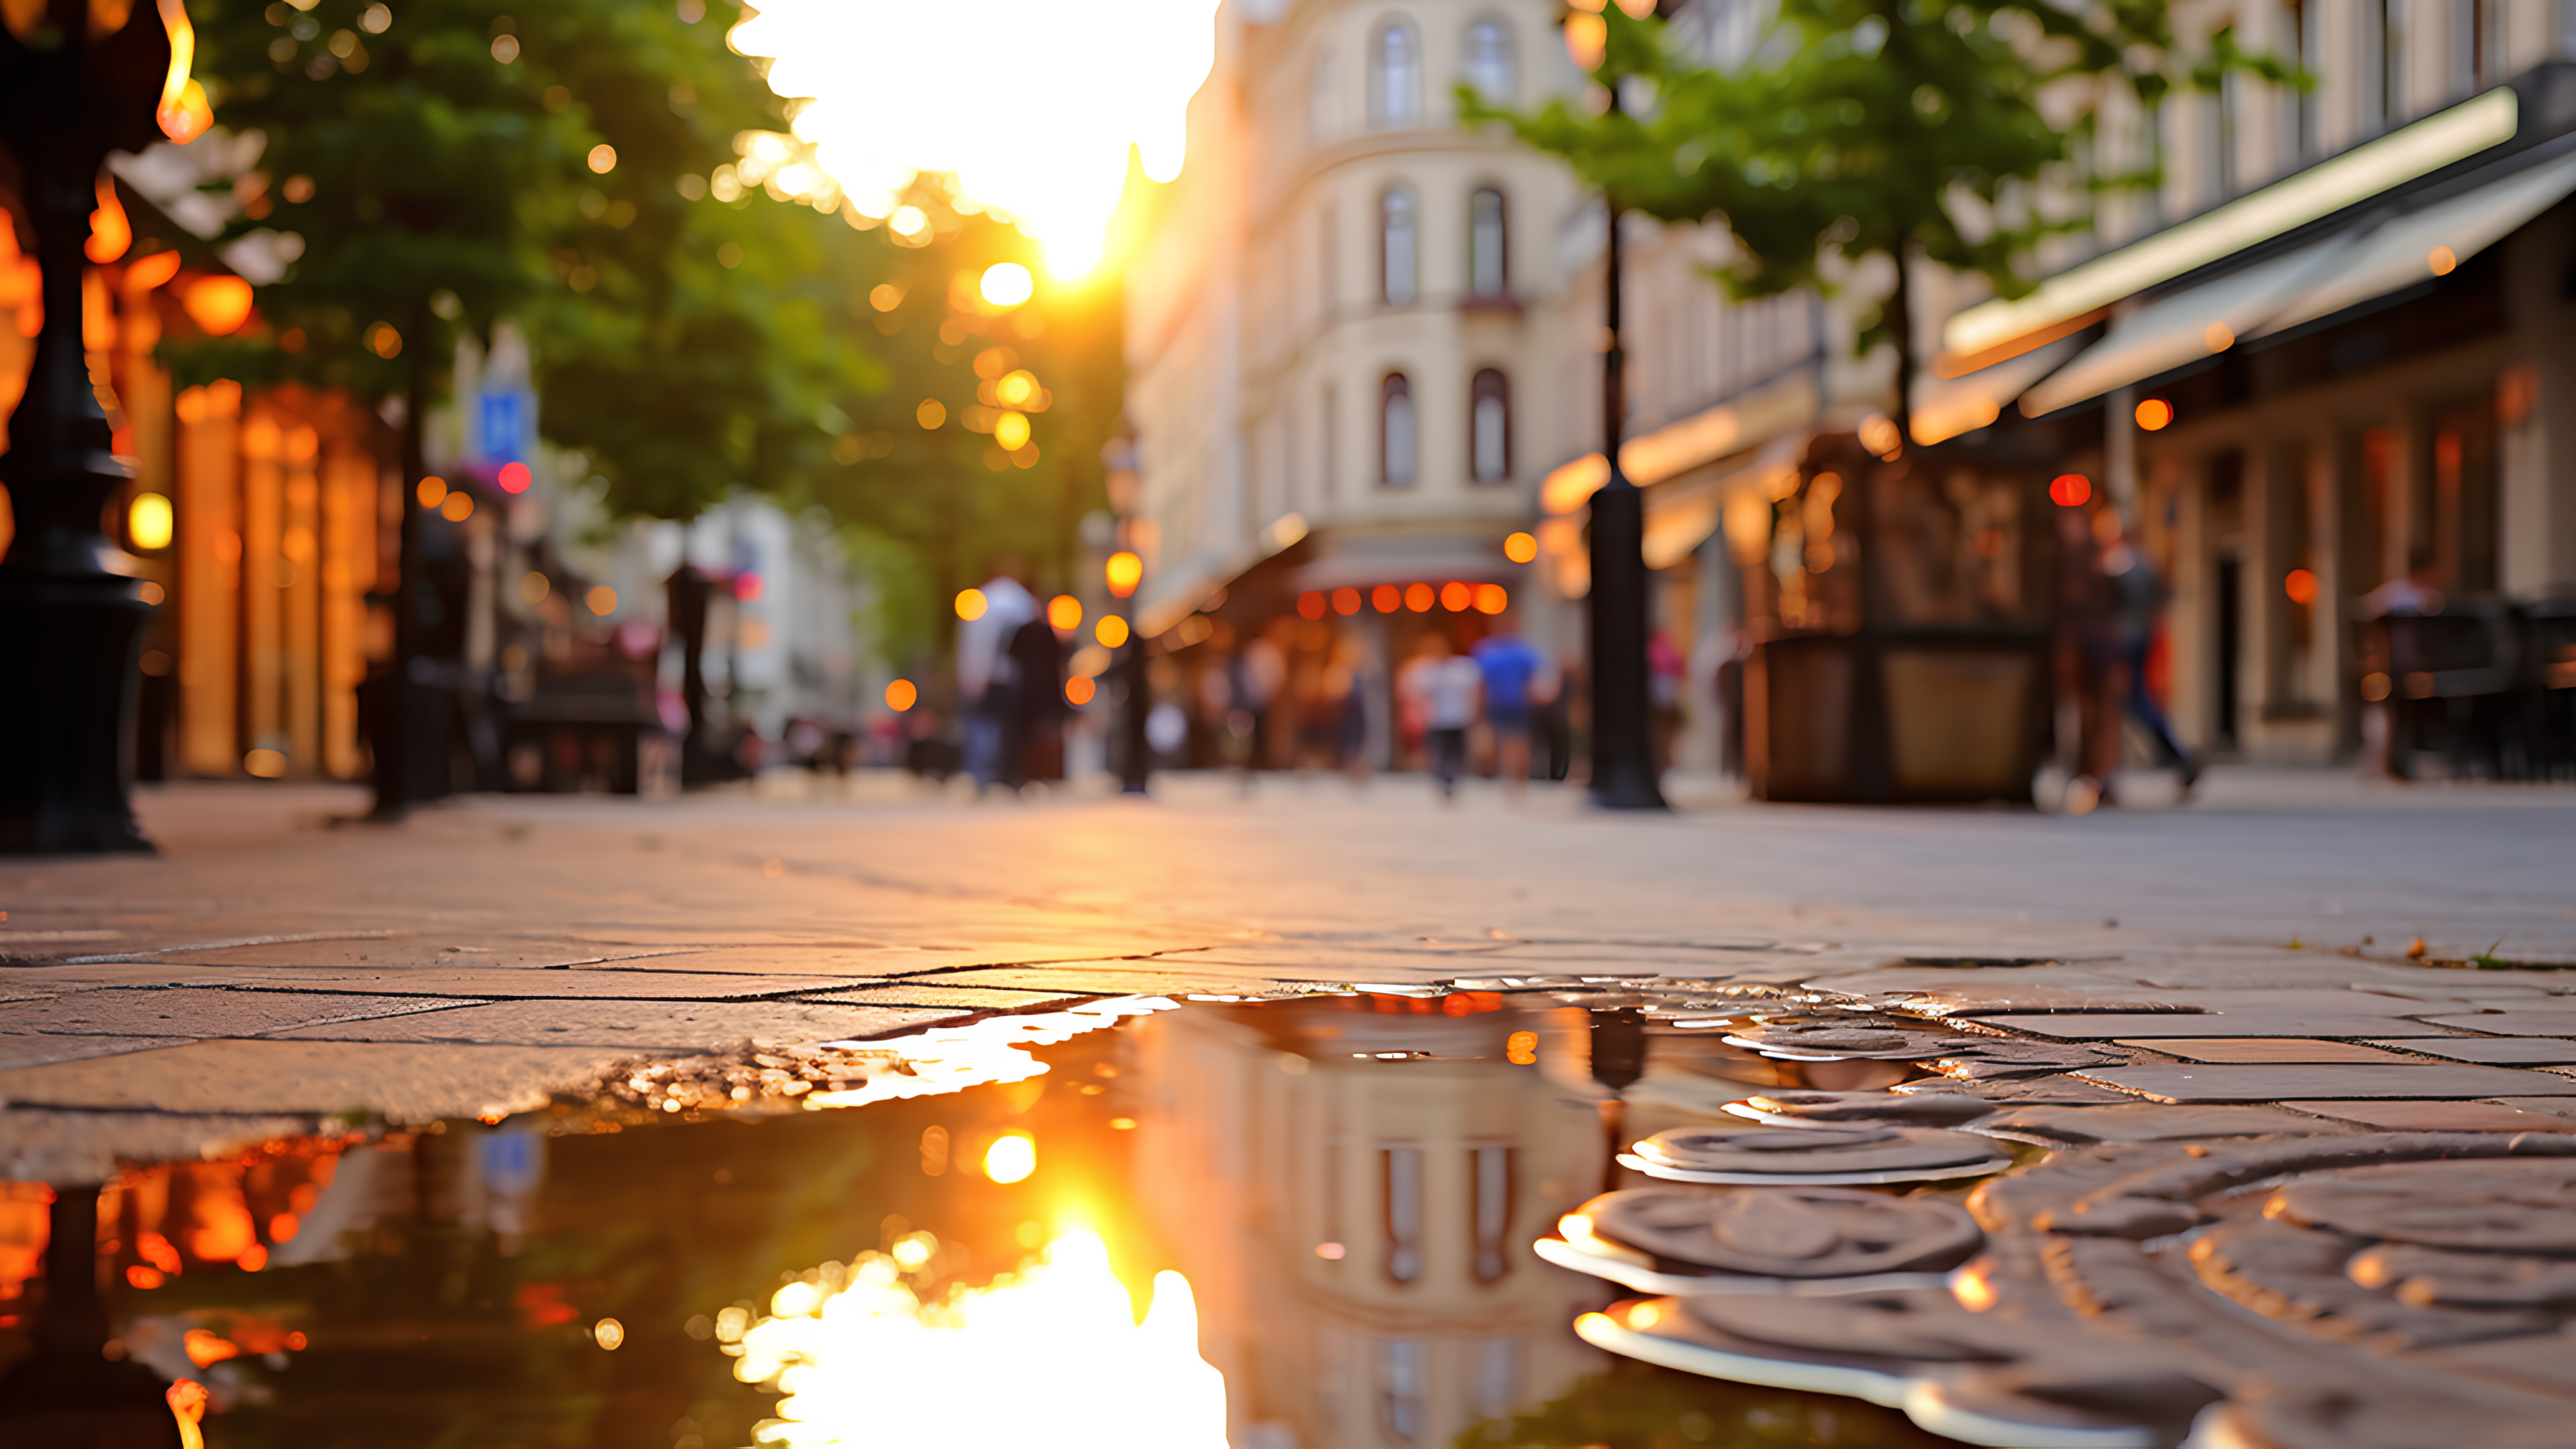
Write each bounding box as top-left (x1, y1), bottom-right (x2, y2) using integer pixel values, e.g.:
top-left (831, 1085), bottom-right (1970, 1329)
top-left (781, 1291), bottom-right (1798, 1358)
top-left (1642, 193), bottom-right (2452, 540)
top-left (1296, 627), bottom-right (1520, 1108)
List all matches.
top-left (727, 0), bottom-right (1222, 277)
top-left (733, 1232), bottom-right (1227, 1448)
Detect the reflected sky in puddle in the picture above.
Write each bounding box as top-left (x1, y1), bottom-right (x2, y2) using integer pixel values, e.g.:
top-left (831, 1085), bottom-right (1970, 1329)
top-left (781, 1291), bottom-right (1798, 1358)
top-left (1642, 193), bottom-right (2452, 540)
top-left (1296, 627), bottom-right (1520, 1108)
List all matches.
top-left (0, 991), bottom-right (1955, 1448)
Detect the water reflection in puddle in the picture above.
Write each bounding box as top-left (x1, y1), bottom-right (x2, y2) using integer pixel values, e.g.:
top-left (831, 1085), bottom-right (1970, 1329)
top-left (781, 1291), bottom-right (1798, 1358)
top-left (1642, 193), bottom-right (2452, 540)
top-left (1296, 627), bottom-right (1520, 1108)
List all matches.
top-left (0, 991), bottom-right (1954, 1448)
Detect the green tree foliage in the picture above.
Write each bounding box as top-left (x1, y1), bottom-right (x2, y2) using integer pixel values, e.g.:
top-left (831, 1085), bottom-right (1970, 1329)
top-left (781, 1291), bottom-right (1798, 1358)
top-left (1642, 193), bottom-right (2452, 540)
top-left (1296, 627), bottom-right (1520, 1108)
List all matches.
top-left (1466, 4), bottom-right (2296, 443)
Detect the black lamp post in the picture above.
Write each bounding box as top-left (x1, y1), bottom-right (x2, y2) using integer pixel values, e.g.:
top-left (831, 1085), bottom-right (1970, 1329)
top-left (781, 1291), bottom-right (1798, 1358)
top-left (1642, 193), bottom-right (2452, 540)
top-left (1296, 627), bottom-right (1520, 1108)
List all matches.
top-left (0, 0), bottom-right (197, 853)
top-left (1585, 188), bottom-right (1666, 810)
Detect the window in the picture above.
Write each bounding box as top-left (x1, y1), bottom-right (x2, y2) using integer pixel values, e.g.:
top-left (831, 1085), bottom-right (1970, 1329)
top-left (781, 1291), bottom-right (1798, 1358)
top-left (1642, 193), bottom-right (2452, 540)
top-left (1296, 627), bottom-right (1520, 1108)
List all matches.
top-left (1378, 1340), bottom-right (1426, 1445)
top-left (1382, 1145), bottom-right (1422, 1277)
top-left (1461, 17), bottom-right (1515, 101)
top-left (1470, 1144), bottom-right (1513, 1279)
top-left (1370, 18), bottom-right (1421, 127)
top-left (1470, 370), bottom-right (1509, 484)
top-left (1381, 376), bottom-right (1417, 488)
top-left (1380, 185), bottom-right (1418, 305)
top-left (1468, 187), bottom-right (1507, 297)
top-left (1309, 46), bottom-right (1338, 144)
top-left (2373, 0), bottom-right (2408, 128)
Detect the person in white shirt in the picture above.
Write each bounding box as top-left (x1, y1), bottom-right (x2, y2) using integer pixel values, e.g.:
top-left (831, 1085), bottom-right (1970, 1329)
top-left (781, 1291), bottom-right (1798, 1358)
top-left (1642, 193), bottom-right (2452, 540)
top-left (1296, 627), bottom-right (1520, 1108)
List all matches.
top-left (957, 564), bottom-right (1036, 788)
top-left (1422, 639), bottom-right (1483, 799)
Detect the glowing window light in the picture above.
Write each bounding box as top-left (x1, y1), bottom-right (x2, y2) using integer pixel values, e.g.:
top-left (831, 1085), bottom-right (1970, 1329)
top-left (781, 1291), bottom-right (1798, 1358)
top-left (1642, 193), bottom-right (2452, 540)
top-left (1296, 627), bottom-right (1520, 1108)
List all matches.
top-left (2284, 568), bottom-right (2320, 605)
top-left (497, 461), bottom-right (533, 494)
top-left (586, 584), bottom-right (619, 616)
top-left (1046, 594), bottom-right (1081, 630)
top-left (1094, 615), bottom-right (1130, 648)
top-left (1065, 676), bottom-right (1095, 706)
top-left (983, 1134), bottom-right (1036, 1183)
top-left (2049, 474), bottom-right (2091, 507)
top-left (979, 262), bottom-right (1034, 307)
top-left (1503, 529), bottom-right (1538, 564)
top-left (955, 587), bottom-right (989, 621)
top-left (128, 492), bottom-right (173, 551)
top-left (993, 411), bottom-right (1031, 451)
top-left (728, 0), bottom-right (1224, 276)
top-left (182, 276), bottom-right (253, 335)
top-left (1104, 550), bottom-right (1142, 597)
top-left (2135, 398), bottom-right (2174, 431)
top-left (885, 678), bottom-right (918, 711)
top-left (729, 1232), bottom-right (1227, 1448)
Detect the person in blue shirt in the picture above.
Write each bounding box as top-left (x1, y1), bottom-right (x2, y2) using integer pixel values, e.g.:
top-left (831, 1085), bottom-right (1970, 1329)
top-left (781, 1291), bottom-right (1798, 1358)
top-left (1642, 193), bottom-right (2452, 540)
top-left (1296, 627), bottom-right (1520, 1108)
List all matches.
top-left (1472, 618), bottom-right (1546, 795)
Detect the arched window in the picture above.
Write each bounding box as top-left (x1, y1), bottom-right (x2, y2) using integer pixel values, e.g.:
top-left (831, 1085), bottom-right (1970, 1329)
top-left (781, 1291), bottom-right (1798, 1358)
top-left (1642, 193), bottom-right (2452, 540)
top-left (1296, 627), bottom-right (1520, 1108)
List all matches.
top-left (1468, 187), bottom-right (1507, 297)
top-left (1308, 46), bottom-right (1338, 144)
top-left (1470, 369), bottom-right (1509, 483)
top-left (1380, 185), bottom-right (1418, 305)
top-left (1381, 374), bottom-right (1417, 487)
top-left (1369, 18), bottom-right (1421, 127)
top-left (1460, 17), bottom-right (1515, 101)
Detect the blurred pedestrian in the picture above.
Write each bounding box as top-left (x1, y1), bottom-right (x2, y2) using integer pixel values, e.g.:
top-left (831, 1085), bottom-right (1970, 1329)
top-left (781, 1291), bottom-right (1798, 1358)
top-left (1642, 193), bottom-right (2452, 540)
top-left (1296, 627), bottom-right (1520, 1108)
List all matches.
top-left (1472, 615), bottom-right (1544, 795)
top-left (1000, 610), bottom-right (1066, 788)
top-left (2097, 508), bottom-right (2196, 800)
top-left (1648, 629), bottom-right (1684, 773)
top-left (958, 561), bottom-right (1036, 790)
top-left (1422, 638), bottom-right (1483, 798)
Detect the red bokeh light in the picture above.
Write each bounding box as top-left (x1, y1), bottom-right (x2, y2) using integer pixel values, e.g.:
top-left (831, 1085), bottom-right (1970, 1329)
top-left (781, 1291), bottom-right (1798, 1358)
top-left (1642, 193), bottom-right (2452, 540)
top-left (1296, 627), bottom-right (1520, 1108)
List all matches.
top-left (2049, 474), bottom-right (2091, 507)
top-left (1297, 590), bottom-right (1326, 620)
top-left (1331, 587), bottom-right (1362, 616)
top-left (733, 573), bottom-right (763, 602)
top-left (497, 461), bottom-right (533, 494)
top-left (1373, 584), bottom-right (1402, 613)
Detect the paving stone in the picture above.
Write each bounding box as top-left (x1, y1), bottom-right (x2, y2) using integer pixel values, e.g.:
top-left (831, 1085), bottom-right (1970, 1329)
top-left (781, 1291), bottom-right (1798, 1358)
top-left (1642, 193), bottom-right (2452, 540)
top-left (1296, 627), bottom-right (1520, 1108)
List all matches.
top-left (2372, 1036), bottom-right (2576, 1065)
top-left (270, 999), bottom-right (958, 1049)
top-left (2412, 1013), bottom-right (2576, 1038)
top-left (180, 969), bottom-right (882, 1000)
top-left (792, 985), bottom-right (1089, 1010)
top-left (1974, 1103), bottom-right (2348, 1144)
top-left (0, 1033), bottom-right (193, 1070)
top-left (2279, 1099), bottom-right (2576, 1132)
top-left (2125, 1038), bottom-right (2420, 1064)
top-left (0, 988), bottom-right (484, 1037)
top-left (1981, 1013), bottom-right (2455, 1039)
top-left (0, 1039), bottom-right (627, 1120)
top-left (2077, 1063), bottom-right (2576, 1102)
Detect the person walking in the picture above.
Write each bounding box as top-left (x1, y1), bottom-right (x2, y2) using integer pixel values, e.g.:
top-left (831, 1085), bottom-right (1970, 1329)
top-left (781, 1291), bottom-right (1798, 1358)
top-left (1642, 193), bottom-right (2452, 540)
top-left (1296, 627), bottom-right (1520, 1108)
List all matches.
top-left (2098, 509), bottom-right (2198, 800)
top-left (957, 561), bottom-right (1036, 790)
top-left (1422, 637), bottom-right (1483, 798)
top-left (1472, 616), bottom-right (1545, 796)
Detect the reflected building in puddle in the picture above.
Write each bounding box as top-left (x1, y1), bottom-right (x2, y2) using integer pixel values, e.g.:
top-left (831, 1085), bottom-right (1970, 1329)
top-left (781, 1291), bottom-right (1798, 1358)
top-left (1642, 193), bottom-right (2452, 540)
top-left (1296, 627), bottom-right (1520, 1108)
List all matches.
top-left (1128, 996), bottom-right (1609, 1448)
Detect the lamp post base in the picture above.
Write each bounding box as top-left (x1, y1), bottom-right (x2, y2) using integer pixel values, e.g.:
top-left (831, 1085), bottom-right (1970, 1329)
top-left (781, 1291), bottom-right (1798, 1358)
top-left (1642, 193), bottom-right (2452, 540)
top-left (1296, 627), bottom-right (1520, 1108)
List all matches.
top-left (0, 568), bottom-right (154, 854)
top-left (1584, 481), bottom-right (1667, 812)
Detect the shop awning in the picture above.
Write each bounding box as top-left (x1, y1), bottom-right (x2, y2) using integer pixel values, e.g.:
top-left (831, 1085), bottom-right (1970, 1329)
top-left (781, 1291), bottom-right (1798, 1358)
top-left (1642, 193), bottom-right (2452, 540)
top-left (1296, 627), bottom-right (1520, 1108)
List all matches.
top-left (1294, 535), bottom-right (1516, 592)
top-left (1540, 367), bottom-right (1819, 515)
top-left (1908, 335), bottom-right (2084, 445)
top-left (2019, 140), bottom-right (2576, 417)
top-left (1940, 87), bottom-right (2520, 370)
top-left (1640, 435), bottom-right (1805, 570)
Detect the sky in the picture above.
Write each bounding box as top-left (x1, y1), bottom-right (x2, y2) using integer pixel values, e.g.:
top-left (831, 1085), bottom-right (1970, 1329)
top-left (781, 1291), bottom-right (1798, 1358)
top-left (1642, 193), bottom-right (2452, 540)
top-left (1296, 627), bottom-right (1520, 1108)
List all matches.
top-left (727, 0), bottom-right (1224, 278)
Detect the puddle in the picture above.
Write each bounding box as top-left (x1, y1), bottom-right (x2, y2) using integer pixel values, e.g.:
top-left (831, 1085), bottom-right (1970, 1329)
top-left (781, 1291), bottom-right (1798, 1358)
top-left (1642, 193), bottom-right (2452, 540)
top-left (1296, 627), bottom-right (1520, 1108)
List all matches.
top-left (0, 987), bottom-right (1962, 1448)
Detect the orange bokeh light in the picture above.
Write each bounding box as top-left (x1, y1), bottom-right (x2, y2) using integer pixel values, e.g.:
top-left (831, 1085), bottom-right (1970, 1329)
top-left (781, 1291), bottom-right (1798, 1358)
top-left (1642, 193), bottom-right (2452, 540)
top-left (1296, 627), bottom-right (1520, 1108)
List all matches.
top-left (2284, 568), bottom-right (2320, 605)
top-left (1065, 676), bottom-right (1095, 706)
top-left (1372, 584), bottom-right (1401, 613)
top-left (1472, 584), bottom-right (1508, 614)
top-left (1296, 590), bottom-right (1326, 620)
top-left (1331, 587), bottom-right (1361, 615)
top-left (1104, 551), bottom-right (1142, 597)
top-left (439, 491), bottom-right (475, 523)
top-left (182, 276), bottom-right (254, 335)
top-left (1403, 583), bottom-right (1434, 612)
top-left (2049, 474), bottom-right (2091, 507)
top-left (1438, 582), bottom-right (1472, 612)
top-left (885, 679), bottom-right (918, 711)
top-left (1047, 594), bottom-right (1082, 631)
top-left (2135, 398), bottom-right (2174, 431)
top-left (1503, 530), bottom-right (1538, 564)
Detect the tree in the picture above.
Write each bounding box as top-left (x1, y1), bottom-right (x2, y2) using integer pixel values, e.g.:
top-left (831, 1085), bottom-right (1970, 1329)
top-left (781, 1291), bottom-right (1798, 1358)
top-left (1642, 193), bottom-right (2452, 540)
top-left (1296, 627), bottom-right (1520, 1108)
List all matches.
top-left (1467, 3), bottom-right (2293, 448)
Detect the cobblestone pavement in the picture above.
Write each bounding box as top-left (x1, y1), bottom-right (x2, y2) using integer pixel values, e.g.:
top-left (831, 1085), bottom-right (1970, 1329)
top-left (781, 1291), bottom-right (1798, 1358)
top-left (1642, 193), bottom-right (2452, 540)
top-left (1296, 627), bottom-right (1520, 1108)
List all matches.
top-left (2, 767), bottom-right (2570, 1178)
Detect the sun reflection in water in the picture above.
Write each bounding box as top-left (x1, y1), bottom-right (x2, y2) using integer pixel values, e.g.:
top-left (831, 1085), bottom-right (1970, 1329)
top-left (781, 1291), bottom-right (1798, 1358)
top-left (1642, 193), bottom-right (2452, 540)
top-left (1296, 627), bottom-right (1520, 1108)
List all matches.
top-left (730, 1232), bottom-right (1226, 1448)
top-left (800, 998), bottom-right (1181, 1111)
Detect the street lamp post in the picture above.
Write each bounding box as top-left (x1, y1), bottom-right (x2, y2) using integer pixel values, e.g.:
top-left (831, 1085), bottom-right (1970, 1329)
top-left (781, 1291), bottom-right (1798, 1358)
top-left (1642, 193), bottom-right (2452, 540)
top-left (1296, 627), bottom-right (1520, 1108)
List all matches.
top-left (1585, 189), bottom-right (1666, 810)
top-left (0, 0), bottom-right (199, 852)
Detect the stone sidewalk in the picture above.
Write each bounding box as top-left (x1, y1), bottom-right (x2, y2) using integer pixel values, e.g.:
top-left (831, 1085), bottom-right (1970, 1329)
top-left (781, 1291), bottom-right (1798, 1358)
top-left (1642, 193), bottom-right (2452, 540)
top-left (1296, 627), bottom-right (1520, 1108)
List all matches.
top-left (3, 767), bottom-right (2571, 1177)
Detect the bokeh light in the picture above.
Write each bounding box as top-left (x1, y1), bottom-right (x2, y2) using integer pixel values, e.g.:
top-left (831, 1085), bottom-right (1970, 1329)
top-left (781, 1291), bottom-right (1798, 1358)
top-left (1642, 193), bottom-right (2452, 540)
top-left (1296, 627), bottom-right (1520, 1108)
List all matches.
top-left (1373, 584), bottom-right (1401, 613)
top-left (128, 492), bottom-right (173, 551)
top-left (955, 588), bottom-right (988, 621)
top-left (1473, 584), bottom-right (1509, 615)
top-left (440, 492), bottom-right (475, 523)
top-left (981, 1134), bottom-right (1036, 1184)
top-left (2135, 398), bottom-right (2174, 431)
top-left (994, 412), bottom-right (1032, 451)
top-left (586, 584), bottom-right (619, 616)
top-left (1104, 550), bottom-right (1142, 597)
top-left (979, 262), bottom-right (1034, 307)
top-left (1440, 582), bottom-right (1472, 612)
top-left (727, 0), bottom-right (1224, 276)
top-left (1297, 590), bottom-right (1326, 620)
top-left (415, 476), bottom-right (447, 508)
top-left (1046, 594), bottom-right (1082, 631)
top-left (1331, 587), bottom-right (1361, 616)
top-left (1065, 676), bottom-right (1096, 706)
top-left (2049, 474), bottom-right (2091, 507)
top-left (885, 678), bottom-right (918, 711)
top-left (182, 276), bottom-right (252, 335)
top-left (1405, 583), bottom-right (1435, 612)
top-left (917, 398), bottom-right (947, 429)
top-left (497, 461), bottom-right (533, 494)
top-left (518, 570), bottom-right (550, 604)
top-left (2284, 568), bottom-right (2320, 605)
top-left (1503, 530), bottom-right (1538, 564)
top-left (1094, 615), bottom-right (1130, 648)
